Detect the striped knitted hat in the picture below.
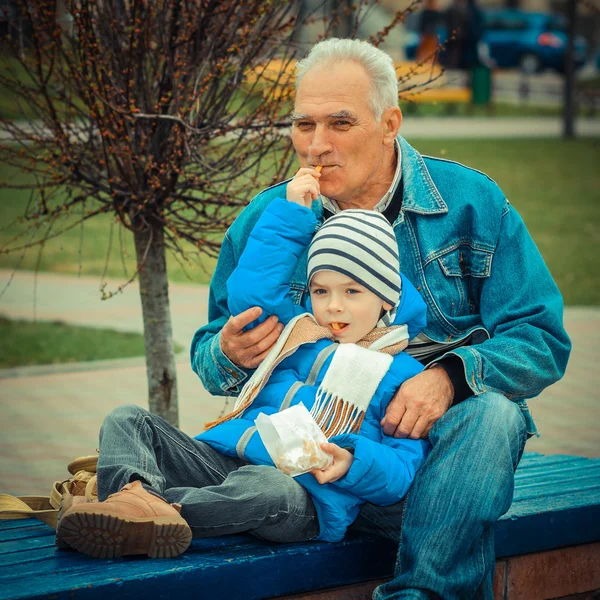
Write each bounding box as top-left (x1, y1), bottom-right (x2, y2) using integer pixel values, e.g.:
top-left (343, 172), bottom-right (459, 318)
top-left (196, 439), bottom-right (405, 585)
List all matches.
top-left (307, 210), bottom-right (401, 309)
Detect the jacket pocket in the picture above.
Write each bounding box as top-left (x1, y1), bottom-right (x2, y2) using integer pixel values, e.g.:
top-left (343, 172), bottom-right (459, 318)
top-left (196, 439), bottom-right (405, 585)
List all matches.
top-left (427, 244), bottom-right (493, 317)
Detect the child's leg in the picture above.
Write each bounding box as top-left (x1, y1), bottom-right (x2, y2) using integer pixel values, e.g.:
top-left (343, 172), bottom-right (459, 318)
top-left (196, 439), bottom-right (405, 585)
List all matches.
top-left (165, 464), bottom-right (319, 543)
top-left (97, 404), bottom-right (244, 499)
top-left (77, 404), bottom-right (318, 549)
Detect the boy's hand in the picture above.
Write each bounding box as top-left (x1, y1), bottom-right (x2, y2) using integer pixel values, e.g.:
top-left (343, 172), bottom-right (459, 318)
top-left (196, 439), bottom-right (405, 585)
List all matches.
top-left (311, 442), bottom-right (354, 484)
top-left (286, 167), bottom-right (321, 208)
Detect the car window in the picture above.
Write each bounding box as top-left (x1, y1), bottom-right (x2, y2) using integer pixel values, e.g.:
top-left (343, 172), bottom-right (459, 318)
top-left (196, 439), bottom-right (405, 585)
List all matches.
top-left (486, 16), bottom-right (529, 31)
top-left (546, 14), bottom-right (566, 32)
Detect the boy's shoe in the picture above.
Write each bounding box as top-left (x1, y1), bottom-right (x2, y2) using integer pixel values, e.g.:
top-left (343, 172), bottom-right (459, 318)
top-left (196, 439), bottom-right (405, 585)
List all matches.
top-left (56, 493), bottom-right (93, 549)
top-left (56, 481), bottom-right (192, 559)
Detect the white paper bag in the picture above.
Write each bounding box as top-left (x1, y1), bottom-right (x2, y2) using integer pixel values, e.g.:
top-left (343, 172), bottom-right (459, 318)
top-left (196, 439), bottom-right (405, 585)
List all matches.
top-left (255, 403), bottom-right (333, 477)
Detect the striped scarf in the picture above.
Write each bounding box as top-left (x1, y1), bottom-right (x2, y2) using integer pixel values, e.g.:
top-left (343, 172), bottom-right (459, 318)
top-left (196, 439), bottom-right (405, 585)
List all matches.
top-left (205, 313), bottom-right (409, 434)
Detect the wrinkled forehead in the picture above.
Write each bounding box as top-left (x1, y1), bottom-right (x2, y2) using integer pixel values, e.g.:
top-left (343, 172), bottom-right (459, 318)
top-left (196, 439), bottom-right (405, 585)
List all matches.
top-left (294, 61), bottom-right (374, 117)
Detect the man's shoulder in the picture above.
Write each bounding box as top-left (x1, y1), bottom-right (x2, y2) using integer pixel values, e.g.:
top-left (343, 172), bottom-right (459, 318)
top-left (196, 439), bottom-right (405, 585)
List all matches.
top-left (422, 154), bottom-right (501, 192)
top-left (421, 154), bottom-right (507, 213)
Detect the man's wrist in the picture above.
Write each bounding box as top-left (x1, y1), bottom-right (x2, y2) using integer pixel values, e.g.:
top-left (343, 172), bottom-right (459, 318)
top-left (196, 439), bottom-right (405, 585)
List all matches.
top-left (213, 332), bottom-right (248, 391)
top-left (433, 356), bottom-right (472, 405)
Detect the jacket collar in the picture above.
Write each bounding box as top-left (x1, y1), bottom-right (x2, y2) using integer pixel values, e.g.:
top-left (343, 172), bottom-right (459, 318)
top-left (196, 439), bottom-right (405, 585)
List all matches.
top-left (398, 136), bottom-right (448, 215)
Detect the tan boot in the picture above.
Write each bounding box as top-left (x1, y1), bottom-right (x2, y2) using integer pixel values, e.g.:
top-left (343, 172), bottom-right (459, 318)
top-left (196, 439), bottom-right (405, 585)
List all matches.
top-left (57, 481), bottom-right (192, 559)
top-left (56, 493), bottom-right (93, 549)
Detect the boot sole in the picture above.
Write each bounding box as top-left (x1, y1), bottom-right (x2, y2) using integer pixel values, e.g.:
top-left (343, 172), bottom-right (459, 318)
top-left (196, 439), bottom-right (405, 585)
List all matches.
top-left (58, 511), bottom-right (192, 558)
top-left (55, 494), bottom-right (74, 550)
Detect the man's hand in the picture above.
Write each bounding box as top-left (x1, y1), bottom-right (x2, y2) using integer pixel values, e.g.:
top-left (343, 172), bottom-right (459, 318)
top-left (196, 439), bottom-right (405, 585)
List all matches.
top-left (220, 306), bottom-right (284, 369)
top-left (311, 443), bottom-right (354, 484)
top-left (381, 367), bottom-right (454, 439)
top-left (286, 167), bottom-right (321, 208)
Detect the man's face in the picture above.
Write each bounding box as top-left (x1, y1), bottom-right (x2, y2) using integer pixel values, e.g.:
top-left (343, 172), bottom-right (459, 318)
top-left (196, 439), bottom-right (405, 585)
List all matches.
top-left (291, 61), bottom-right (396, 206)
top-left (310, 270), bottom-right (392, 344)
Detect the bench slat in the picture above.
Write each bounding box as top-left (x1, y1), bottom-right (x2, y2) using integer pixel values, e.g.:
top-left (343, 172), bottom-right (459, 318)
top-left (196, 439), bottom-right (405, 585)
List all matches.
top-left (1, 533), bottom-right (397, 600)
top-left (1, 452), bottom-right (598, 600)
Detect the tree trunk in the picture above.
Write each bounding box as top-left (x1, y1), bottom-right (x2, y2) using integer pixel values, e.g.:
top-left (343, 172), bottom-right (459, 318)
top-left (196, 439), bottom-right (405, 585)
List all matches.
top-left (563, 0), bottom-right (576, 139)
top-left (133, 223), bottom-right (179, 427)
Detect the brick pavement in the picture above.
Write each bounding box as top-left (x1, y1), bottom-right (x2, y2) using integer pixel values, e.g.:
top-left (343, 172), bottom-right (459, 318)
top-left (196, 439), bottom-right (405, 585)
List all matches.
top-left (0, 269), bottom-right (598, 496)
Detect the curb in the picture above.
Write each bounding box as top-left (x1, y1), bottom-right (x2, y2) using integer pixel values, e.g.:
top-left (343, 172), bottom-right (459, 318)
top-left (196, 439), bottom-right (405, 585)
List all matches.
top-left (0, 352), bottom-right (189, 379)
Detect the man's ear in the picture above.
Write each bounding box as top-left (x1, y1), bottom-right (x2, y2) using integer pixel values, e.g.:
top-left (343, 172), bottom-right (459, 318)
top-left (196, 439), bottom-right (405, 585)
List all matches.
top-left (382, 107), bottom-right (402, 144)
top-left (382, 301), bottom-right (393, 312)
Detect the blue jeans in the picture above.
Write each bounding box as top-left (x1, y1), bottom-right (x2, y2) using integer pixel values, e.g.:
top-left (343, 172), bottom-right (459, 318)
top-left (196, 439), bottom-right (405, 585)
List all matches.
top-left (96, 404), bottom-right (319, 543)
top-left (350, 392), bottom-right (527, 599)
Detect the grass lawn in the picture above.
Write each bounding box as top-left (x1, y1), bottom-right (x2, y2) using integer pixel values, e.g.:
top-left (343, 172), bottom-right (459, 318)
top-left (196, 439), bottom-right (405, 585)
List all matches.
top-left (1, 138), bottom-right (598, 305)
top-left (0, 162), bottom-right (218, 286)
top-left (0, 317), bottom-right (182, 368)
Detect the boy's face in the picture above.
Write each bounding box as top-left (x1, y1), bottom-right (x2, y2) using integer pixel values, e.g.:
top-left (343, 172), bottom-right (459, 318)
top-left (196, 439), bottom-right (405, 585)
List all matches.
top-left (309, 270), bottom-right (392, 344)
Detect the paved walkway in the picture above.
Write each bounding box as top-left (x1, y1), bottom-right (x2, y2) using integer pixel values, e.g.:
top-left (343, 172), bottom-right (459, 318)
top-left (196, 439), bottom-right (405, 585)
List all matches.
top-left (0, 269), bottom-right (598, 496)
top-left (398, 117), bottom-right (600, 139)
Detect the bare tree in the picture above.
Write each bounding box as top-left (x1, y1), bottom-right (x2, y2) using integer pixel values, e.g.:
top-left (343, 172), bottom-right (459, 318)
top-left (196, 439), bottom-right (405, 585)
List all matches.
top-left (563, 0), bottom-right (577, 138)
top-left (0, 0), bottom-right (428, 426)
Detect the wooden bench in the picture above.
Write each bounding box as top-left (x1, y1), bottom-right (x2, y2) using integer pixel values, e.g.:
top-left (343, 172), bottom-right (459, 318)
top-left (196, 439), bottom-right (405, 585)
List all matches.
top-left (2, 452), bottom-right (599, 600)
top-left (245, 59), bottom-right (473, 109)
top-left (400, 87), bottom-right (472, 116)
top-left (400, 87), bottom-right (472, 105)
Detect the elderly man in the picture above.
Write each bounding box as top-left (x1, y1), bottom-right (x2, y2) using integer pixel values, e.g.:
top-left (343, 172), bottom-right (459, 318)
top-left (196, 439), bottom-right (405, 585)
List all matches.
top-left (191, 39), bottom-right (570, 598)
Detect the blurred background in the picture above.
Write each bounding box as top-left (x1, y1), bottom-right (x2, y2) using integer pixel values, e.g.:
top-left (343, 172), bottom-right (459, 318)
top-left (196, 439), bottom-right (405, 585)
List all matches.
top-left (0, 0), bottom-right (598, 497)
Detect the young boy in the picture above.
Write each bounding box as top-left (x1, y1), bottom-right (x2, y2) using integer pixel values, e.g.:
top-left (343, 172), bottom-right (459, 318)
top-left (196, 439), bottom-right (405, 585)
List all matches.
top-left (56, 176), bottom-right (429, 558)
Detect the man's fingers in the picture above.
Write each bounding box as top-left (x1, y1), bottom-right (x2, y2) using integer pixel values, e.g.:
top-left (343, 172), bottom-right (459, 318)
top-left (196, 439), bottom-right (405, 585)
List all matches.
top-left (395, 408), bottom-right (418, 439)
top-left (382, 402), bottom-right (406, 436)
top-left (422, 422), bottom-right (434, 438)
top-left (229, 314), bottom-right (280, 352)
top-left (239, 316), bottom-right (283, 354)
top-left (245, 325), bottom-right (284, 368)
top-left (225, 307), bottom-right (263, 334)
top-left (296, 167), bottom-right (322, 177)
top-left (287, 170), bottom-right (322, 206)
top-left (409, 415), bottom-right (431, 440)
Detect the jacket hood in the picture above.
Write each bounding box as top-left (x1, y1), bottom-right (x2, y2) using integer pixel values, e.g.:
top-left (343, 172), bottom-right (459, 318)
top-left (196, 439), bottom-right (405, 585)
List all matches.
top-left (391, 273), bottom-right (427, 340)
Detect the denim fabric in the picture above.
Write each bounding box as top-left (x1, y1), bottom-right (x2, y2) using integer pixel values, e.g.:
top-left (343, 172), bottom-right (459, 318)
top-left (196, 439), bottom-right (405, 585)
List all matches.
top-left (350, 392), bottom-right (527, 599)
top-left (190, 136), bottom-right (571, 437)
top-left (189, 136), bottom-right (570, 597)
top-left (97, 405), bottom-right (319, 542)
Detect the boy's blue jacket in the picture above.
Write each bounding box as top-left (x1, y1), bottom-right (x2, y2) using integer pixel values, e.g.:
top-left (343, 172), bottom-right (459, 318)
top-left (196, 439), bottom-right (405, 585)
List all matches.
top-left (196, 198), bottom-right (429, 542)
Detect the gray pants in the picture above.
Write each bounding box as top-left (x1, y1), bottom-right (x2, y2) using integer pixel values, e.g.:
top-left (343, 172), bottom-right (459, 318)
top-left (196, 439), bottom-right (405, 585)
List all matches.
top-left (97, 404), bottom-right (319, 543)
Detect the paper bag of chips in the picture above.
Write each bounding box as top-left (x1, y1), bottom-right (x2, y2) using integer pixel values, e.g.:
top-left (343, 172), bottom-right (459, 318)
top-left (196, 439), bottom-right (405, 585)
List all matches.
top-left (255, 403), bottom-right (333, 477)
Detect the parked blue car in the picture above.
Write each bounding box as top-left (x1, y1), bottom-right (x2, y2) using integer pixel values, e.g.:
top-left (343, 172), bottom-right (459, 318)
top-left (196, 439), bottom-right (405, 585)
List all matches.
top-left (405, 9), bottom-right (587, 74)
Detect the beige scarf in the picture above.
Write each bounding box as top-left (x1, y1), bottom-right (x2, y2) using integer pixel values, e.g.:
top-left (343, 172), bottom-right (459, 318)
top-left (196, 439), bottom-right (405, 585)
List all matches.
top-left (205, 313), bottom-right (409, 432)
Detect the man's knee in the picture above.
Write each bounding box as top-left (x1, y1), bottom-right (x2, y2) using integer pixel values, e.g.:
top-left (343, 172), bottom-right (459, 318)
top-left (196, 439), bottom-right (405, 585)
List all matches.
top-left (431, 392), bottom-right (527, 466)
top-left (101, 404), bottom-right (149, 434)
top-left (440, 392), bottom-right (524, 434)
top-left (472, 392), bottom-right (525, 432)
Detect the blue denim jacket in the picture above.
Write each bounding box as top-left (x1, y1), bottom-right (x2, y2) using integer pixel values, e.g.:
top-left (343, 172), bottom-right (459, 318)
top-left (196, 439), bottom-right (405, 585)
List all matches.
top-left (191, 136), bottom-right (571, 436)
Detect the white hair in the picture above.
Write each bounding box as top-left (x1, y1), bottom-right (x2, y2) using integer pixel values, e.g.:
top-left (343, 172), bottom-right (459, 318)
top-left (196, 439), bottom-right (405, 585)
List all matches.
top-left (295, 38), bottom-right (399, 121)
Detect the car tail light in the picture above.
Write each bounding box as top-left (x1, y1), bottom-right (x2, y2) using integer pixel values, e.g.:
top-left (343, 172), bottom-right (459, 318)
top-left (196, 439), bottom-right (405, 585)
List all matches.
top-left (537, 33), bottom-right (563, 48)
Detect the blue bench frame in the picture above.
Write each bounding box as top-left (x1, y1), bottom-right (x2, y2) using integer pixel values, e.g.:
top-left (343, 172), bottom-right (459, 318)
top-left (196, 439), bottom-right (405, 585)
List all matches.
top-left (2, 452), bottom-right (599, 600)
